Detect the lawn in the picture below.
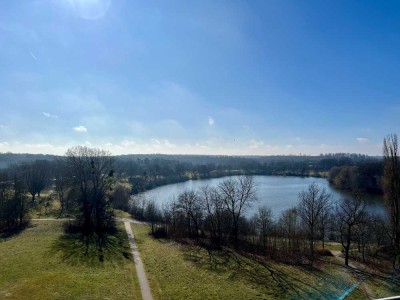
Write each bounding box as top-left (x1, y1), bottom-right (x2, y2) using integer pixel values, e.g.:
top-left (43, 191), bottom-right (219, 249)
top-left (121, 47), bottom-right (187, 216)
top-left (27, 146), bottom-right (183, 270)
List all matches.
top-left (132, 223), bottom-right (365, 300)
top-left (0, 220), bottom-right (141, 300)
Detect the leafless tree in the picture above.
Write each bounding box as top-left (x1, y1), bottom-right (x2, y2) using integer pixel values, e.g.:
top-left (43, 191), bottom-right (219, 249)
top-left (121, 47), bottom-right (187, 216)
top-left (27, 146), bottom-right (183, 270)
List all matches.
top-left (354, 212), bottom-right (372, 263)
top-left (18, 160), bottom-right (52, 207)
top-left (145, 200), bottom-right (161, 235)
top-left (279, 207), bottom-right (300, 255)
top-left (383, 133), bottom-right (400, 268)
top-left (298, 183), bottom-right (331, 263)
top-left (318, 199), bottom-right (333, 249)
top-left (254, 206), bottom-right (273, 251)
top-left (199, 185), bottom-right (225, 247)
top-left (0, 168), bottom-right (29, 231)
top-left (218, 176), bottom-right (257, 248)
top-left (336, 192), bottom-right (366, 266)
top-left (65, 146), bottom-right (115, 236)
top-left (110, 184), bottom-right (131, 211)
top-left (177, 190), bottom-right (202, 239)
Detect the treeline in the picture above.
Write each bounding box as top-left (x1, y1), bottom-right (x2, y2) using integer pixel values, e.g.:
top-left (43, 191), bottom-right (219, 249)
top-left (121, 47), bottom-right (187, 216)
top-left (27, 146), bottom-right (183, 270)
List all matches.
top-left (328, 161), bottom-right (383, 194)
top-left (130, 178), bottom-right (389, 267)
top-left (0, 147), bottom-right (121, 243)
top-left (117, 154), bottom-right (379, 194)
top-left (0, 152), bottom-right (380, 196)
top-left (0, 160), bottom-right (55, 232)
top-left (0, 169), bottom-right (29, 232)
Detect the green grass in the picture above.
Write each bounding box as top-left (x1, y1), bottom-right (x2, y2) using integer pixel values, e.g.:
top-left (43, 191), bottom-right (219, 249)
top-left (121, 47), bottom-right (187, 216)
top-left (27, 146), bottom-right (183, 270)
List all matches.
top-left (316, 241), bottom-right (343, 252)
top-left (132, 223), bottom-right (364, 300)
top-left (363, 275), bottom-right (400, 299)
top-left (114, 209), bottom-right (132, 219)
top-left (0, 221), bottom-right (141, 299)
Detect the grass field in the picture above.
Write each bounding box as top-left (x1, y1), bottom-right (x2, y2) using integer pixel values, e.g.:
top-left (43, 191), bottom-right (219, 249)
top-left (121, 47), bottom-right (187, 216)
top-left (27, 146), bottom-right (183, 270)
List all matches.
top-left (0, 220), bottom-right (141, 300)
top-left (132, 223), bottom-right (365, 300)
top-left (2, 218), bottom-right (399, 299)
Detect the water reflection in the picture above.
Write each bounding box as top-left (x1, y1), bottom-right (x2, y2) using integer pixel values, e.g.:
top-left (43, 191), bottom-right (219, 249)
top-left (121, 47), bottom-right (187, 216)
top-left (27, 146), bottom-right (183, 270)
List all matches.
top-left (134, 175), bottom-right (386, 219)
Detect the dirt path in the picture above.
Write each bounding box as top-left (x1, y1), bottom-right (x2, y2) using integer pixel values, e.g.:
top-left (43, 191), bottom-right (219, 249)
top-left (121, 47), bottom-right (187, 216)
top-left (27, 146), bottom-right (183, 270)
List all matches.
top-left (124, 221), bottom-right (153, 300)
top-left (32, 218), bottom-right (153, 300)
top-left (331, 250), bottom-right (374, 299)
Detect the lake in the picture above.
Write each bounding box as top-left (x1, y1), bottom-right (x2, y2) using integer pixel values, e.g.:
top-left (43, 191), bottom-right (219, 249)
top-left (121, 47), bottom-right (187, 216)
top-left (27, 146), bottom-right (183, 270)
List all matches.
top-left (134, 175), bottom-right (385, 219)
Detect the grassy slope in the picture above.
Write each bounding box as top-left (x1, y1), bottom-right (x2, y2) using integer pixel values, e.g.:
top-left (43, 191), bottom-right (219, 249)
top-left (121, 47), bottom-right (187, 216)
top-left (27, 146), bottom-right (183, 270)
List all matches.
top-left (132, 223), bottom-right (365, 300)
top-left (0, 221), bottom-right (141, 300)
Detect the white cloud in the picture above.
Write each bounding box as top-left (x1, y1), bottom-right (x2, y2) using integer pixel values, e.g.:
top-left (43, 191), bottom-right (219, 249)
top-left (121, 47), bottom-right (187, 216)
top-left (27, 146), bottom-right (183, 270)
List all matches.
top-left (30, 52), bottom-right (38, 61)
top-left (208, 116), bottom-right (215, 126)
top-left (356, 137), bottom-right (369, 144)
top-left (73, 125), bottom-right (87, 133)
top-left (42, 112), bottom-right (58, 119)
top-left (249, 139), bottom-right (264, 149)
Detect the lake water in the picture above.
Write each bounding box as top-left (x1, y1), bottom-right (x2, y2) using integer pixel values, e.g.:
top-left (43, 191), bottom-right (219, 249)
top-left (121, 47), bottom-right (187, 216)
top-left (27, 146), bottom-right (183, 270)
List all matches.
top-left (135, 175), bottom-right (385, 219)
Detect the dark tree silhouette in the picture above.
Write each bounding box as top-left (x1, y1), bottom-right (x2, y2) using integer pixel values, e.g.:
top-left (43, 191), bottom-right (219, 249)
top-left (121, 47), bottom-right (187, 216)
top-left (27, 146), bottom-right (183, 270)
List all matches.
top-left (336, 193), bottom-right (366, 266)
top-left (219, 176), bottom-right (256, 248)
top-left (65, 146), bottom-right (115, 237)
top-left (298, 183), bottom-right (331, 264)
top-left (383, 133), bottom-right (400, 268)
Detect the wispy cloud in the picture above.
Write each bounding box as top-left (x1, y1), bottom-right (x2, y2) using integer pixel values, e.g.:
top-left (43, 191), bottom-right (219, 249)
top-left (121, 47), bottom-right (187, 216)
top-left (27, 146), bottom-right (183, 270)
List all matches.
top-left (356, 137), bottom-right (369, 144)
top-left (249, 139), bottom-right (264, 149)
top-left (208, 116), bottom-right (215, 126)
top-left (30, 52), bottom-right (38, 61)
top-left (73, 125), bottom-right (87, 133)
top-left (42, 112), bottom-right (58, 119)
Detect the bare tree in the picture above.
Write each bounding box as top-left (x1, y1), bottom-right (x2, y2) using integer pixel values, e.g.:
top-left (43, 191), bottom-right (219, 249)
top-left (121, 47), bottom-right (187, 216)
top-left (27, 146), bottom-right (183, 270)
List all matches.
top-left (255, 206), bottom-right (273, 251)
top-left (336, 193), bottom-right (366, 266)
top-left (354, 212), bottom-right (372, 263)
top-left (298, 183), bottom-right (331, 263)
top-left (18, 160), bottom-right (52, 207)
top-left (177, 190), bottom-right (202, 239)
top-left (0, 168), bottom-right (29, 231)
top-left (383, 133), bottom-right (400, 268)
top-left (65, 146), bottom-right (115, 237)
top-left (110, 184), bottom-right (131, 211)
top-left (218, 176), bottom-right (257, 248)
top-left (279, 207), bottom-right (300, 255)
top-left (145, 200), bottom-right (161, 235)
top-left (199, 185), bottom-right (225, 247)
top-left (53, 160), bottom-right (70, 216)
top-left (318, 199), bottom-right (333, 250)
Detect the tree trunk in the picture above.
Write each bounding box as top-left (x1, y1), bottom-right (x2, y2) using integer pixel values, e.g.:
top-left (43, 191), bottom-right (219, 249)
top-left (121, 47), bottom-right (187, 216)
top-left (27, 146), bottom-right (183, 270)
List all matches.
top-left (31, 193), bottom-right (36, 208)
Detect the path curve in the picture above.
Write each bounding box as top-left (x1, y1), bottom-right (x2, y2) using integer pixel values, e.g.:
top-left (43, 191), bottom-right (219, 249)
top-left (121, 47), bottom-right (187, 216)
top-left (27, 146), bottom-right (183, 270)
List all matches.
top-left (331, 250), bottom-right (373, 299)
top-left (124, 221), bottom-right (154, 300)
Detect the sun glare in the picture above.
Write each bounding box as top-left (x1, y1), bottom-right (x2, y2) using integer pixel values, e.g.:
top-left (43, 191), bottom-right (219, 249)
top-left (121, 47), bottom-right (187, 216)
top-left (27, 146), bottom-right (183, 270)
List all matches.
top-left (68, 0), bottom-right (111, 20)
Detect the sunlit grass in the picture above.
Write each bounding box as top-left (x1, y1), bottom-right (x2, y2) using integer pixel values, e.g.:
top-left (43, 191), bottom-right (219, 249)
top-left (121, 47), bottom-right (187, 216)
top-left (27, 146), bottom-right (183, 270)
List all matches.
top-left (0, 221), bottom-right (141, 299)
top-left (132, 223), bottom-right (363, 300)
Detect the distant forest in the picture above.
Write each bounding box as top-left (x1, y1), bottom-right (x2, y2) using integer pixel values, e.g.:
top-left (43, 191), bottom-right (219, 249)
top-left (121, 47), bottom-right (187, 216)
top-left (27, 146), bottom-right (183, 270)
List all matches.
top-left (0, 152), bottom-right (383, 194)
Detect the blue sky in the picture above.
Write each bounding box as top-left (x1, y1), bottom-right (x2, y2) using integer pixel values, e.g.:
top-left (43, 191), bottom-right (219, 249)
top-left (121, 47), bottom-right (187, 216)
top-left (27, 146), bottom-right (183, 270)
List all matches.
top-left (0, 0), bottom-right (399, 155)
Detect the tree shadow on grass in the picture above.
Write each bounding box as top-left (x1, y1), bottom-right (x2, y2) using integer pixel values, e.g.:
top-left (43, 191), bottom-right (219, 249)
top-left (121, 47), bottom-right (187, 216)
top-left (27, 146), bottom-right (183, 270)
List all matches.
top-left (51, 228), bottom-right (132, 268)
top-left (181, 245), bottom-right (356, 300)
top-left (0, 221), bottom-right (30, 240)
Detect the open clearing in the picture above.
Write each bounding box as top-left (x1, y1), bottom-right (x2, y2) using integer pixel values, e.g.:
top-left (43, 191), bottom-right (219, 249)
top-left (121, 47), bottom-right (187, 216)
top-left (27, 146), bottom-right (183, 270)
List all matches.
top-left (0, 220), bottom-right (141, 300)
top-left (132, 223), bottom-right (366, 300)
top-left (1, 219), bottom-right (400, 300)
